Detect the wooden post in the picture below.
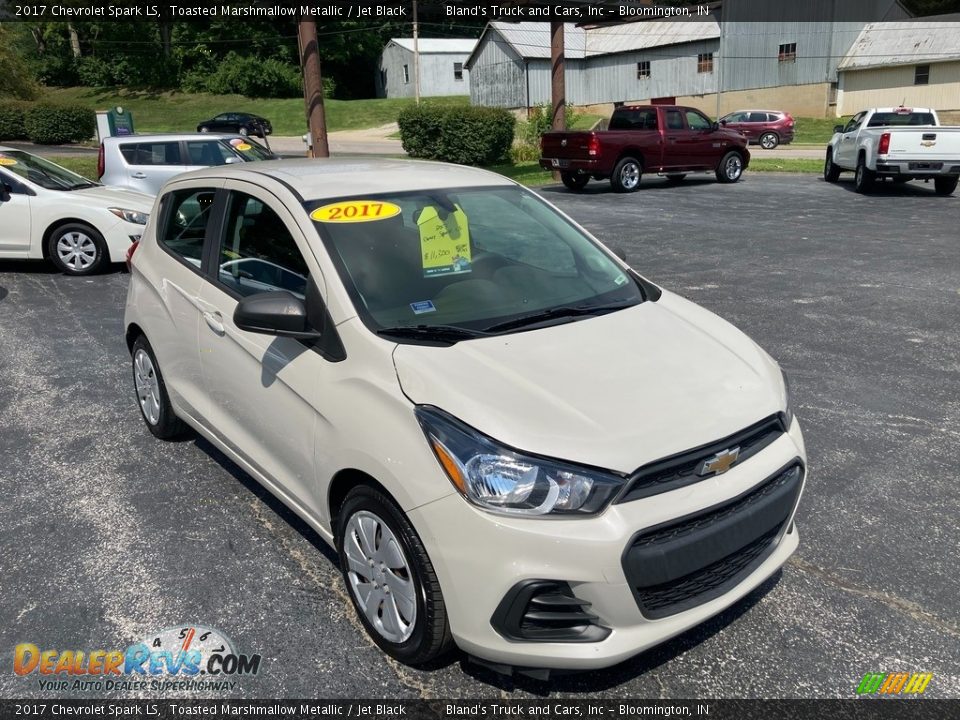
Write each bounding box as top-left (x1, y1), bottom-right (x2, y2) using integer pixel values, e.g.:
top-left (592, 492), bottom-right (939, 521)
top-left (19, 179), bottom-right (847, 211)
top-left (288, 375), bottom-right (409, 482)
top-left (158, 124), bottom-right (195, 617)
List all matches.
top-left (550, 21), bottom-right (566, 180)
top-left (299, 19), bottom-right (329, 158)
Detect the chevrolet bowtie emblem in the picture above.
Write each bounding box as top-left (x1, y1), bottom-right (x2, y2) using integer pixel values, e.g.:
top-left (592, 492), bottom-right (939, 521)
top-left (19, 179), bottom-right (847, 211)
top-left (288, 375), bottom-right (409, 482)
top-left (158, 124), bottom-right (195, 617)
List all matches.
top-left (698, 447), bottom-right (741, 476)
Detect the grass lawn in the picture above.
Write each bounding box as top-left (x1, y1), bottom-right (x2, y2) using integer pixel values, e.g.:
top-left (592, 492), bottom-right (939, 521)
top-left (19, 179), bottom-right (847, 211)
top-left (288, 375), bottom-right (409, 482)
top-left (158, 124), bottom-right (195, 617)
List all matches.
top-left (792, 116), bottom-right (847, 145)
top-left (48, 155), bottom-right (98, 180)
top-left (750, 158), bottom-right (822, 173)
top-left (41, 87), bottom-right (470, 136)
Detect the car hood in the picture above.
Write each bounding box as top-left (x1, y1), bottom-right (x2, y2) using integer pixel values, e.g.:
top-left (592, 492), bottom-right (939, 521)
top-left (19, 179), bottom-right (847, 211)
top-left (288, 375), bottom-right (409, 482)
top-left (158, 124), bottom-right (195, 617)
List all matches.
top-left (72, 185), bottom-right (154, 211)
top-left (393, 290), bottom-right (785, 474)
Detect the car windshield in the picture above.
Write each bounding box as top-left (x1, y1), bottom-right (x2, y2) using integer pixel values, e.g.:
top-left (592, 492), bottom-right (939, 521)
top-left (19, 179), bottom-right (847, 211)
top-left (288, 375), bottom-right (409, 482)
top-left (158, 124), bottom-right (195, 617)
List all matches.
top-left (0, 150), bottom-right (98, 191)
top-left (306, 186), bottom-right (644, 339)
top-left (225, 139), bottom-right (274, 161)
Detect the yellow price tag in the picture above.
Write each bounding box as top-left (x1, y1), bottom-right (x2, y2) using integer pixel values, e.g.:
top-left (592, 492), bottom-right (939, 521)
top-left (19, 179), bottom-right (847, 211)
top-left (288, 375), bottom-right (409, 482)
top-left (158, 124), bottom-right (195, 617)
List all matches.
top-left (0, 157), bottom-right (17, 166)
top-left (310, 200), bottom-right (402, 223)
top-left (235, 143), bottom-right (252, 151)
top-left (418, 204), bottom-right (471, 277)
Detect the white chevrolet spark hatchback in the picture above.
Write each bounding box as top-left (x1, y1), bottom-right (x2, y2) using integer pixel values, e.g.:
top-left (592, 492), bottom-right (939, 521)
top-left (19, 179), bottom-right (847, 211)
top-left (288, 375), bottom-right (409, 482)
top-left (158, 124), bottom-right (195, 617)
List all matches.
top-left (124, 159), bottom-right (805, 674)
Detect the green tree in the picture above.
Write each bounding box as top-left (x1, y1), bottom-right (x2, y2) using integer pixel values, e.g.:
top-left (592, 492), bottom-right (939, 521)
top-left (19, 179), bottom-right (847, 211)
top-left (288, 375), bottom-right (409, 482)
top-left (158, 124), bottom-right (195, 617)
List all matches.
top-left (0, 26), bottom-right (39, 99)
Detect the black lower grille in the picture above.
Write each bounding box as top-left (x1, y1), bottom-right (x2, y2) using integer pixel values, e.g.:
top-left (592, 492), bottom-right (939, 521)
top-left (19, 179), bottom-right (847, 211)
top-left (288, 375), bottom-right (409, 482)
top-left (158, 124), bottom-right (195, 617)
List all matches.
top-left (491, 581), bottom-right (611, 643)
top-left (622, 462), bottom-right (803, 619)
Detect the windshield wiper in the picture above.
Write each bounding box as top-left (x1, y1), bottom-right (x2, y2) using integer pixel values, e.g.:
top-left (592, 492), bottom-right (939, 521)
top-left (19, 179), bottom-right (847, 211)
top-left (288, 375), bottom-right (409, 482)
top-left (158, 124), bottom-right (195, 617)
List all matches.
top-left (483, 301), bottom-right (637, 333)
top-left (377, 324), bottom-right (492, 344)
top-left (68, 181), bottom-right (100, 190)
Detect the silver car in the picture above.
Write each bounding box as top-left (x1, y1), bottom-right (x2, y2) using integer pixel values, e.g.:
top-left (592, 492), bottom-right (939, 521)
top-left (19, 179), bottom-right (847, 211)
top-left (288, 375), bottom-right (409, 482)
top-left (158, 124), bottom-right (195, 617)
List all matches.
top-left (97, 133), bottom-right (275, 195)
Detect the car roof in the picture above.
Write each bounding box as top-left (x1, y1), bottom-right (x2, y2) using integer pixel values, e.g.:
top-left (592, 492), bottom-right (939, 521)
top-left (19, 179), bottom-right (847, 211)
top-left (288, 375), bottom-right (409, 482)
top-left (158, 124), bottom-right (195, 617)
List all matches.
top-left (102, 133), bottom-right (248, 144)
top-left (725, 109), bottom-right (785, 114)
top-left (170, 157), bottom-right (516, 199)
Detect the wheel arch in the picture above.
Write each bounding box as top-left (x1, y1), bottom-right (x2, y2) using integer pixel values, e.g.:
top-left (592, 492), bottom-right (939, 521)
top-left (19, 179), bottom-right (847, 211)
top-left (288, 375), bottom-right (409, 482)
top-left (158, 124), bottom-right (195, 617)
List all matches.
top-left (41, 217), bottom-right (101, 260)
top-left (125, 323), bottom-right (146, 354)
top-left (327, 468), bottom-right (397, 538)
top-left (614, 148), bottom-right (645, 168)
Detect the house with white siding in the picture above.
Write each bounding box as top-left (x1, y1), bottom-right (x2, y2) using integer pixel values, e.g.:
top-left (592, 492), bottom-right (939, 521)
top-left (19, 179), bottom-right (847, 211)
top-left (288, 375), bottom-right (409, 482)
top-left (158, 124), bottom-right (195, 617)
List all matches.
top-left (837, 19), bottom-right (960, 120)
top-left (376, 38), bottom-right (477, 99)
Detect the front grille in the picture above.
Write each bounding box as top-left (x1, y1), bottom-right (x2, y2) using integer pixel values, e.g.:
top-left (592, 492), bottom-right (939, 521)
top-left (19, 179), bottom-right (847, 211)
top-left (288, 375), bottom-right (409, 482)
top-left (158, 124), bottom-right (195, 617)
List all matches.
top-left (622, 463), bottom-right (803, 619)
top-left (618, 414), bottom-right (786, 503)
top-left (491, 581), bottom-right (611, 643)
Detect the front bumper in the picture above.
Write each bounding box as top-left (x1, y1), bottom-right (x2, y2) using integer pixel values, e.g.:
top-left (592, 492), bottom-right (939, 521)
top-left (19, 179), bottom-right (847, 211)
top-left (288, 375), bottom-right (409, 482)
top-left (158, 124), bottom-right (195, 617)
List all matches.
top-left (408, 418), bottom-right (806, 670)
top-left (103, 218), bottom-right (146, 263)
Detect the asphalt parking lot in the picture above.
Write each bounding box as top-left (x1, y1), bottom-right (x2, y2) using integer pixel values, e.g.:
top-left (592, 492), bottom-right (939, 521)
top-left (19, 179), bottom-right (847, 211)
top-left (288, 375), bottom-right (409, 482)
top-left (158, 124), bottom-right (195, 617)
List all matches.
top-left (1, 172), bottom-right (958, 700)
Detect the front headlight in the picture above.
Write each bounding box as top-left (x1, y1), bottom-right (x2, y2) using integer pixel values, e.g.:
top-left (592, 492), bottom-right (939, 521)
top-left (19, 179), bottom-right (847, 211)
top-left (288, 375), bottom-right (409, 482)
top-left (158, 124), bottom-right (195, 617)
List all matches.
top-left (415, 406), bottom-right (625, 517)
top-left (781, 369), bottom-right (794, 427)
top-left (109, 207), bottom-right (149, 225)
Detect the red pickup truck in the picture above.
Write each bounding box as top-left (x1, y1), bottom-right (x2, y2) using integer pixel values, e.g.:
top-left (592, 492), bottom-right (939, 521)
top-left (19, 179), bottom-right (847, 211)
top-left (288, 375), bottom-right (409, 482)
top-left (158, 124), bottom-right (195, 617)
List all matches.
top-left (539, 105), bottom-right (750, 192)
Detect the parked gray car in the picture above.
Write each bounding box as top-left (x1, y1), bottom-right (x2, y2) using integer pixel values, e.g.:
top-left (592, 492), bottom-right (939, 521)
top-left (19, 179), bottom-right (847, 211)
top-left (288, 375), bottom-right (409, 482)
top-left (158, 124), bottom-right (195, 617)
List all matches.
top-left (97, 133), bottom-right (275, 195)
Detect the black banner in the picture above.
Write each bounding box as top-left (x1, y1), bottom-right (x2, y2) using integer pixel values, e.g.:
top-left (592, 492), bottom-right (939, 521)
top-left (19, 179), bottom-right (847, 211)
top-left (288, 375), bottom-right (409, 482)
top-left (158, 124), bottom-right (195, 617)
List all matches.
top-left (1, 700), bottom-right (958, 719)
top-left (1, 0), bottom-right (958, 23)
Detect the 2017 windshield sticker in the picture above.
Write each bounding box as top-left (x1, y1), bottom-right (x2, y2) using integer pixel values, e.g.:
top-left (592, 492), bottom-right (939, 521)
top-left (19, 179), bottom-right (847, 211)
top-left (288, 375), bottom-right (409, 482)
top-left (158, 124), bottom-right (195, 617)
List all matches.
top-left (418, 204), bottom-right (472, 278)
top-left (310, 200), bottom-right (402, 223)
top-left (0, 156), bottom-right (17, 166)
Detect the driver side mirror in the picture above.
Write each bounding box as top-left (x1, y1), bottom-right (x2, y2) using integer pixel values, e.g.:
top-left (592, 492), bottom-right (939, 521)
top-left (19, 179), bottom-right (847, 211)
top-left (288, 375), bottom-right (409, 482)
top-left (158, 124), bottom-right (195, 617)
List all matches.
top-left (224, 156), bottom-right (241, 164)
top-left (234, 291), bottom-right (320, 339)
top-left (711, 121), bottom-right (720, 131)
top-left (0, 183), bottom-right (12, 202)
top-left (834, 125), bottom-right (845, 133)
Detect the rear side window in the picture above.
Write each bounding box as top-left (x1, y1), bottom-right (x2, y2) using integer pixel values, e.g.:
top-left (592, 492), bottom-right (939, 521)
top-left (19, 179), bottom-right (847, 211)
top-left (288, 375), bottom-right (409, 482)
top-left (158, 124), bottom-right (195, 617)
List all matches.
top-left (609, 109), bottom-right (658, 130)
top-left (159, 188), bottom-right (216, 267)
top-left (119, 142), bottom-right (182, 166)
top-left (186, 140), bottom-right (233, 166)
top-left (217, 191), bottom-right (309, 298)
top-left (748, 112), bottom-right (769, 123)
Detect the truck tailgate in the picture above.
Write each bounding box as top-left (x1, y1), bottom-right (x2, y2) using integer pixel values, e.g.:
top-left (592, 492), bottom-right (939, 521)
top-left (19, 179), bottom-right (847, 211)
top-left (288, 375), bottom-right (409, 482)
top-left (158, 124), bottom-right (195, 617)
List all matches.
top-left (540, 132), bottom-right (596, 162)
top-left (885, 128), bottom-right (960, 162)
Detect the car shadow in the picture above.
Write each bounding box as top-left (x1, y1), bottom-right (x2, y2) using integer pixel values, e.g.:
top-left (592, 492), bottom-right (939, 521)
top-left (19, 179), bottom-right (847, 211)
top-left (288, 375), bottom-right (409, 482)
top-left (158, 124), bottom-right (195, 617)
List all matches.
top-left (540, 177), bottom-right (717, 196)
top-left (190, 430), bottom-right (782, 683)
top-left (829, 177), bottom-right (949, 196)
top-left (0, 260), bottom-right (127, 276)
top-left (0, 286), bottom-right (7, 303)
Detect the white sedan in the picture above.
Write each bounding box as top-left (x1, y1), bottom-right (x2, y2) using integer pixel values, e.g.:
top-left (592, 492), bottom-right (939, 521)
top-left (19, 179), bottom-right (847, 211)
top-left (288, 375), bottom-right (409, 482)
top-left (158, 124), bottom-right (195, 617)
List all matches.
top-left (0, 146), bottom-right (153, 275)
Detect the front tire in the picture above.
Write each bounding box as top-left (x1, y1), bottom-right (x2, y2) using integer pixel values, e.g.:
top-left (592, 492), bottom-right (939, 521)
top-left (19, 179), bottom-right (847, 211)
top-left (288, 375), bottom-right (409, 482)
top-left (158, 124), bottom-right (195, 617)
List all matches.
top-left (934, 176), bottom-right (958, 196)
top-left (131, 335), bottom-right (187, 440)
top-left (610, 156), bottom-right (642, 193)
top-left (854, 156), bottom-right (875, 194)
top-left (823, 149), bottom-right (841, 183)
top-left (199, 126), bottom-right (210, 133)
top-left (337, 485), bottom-right (453, 665)
top-left (759, 132), bottom-right (779, 150)
top-left (716, 151), bottom-right (744, 183)
top-left (561, 172), bottom-right (589, 191)
top-left (47, 223), bottom-right (108, 275)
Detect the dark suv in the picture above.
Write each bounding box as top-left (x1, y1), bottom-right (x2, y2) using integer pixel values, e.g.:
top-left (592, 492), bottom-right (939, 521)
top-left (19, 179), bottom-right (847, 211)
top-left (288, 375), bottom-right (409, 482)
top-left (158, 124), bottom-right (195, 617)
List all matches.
top-left (719, 110), bottom-right (795, 149)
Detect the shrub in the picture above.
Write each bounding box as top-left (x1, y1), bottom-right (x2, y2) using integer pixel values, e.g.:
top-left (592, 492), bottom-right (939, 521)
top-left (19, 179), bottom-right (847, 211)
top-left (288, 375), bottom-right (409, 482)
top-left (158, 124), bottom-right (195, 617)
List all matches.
top-left (399, 105), bottom-right (515, 166)
top-left (24, 104), bottom-right (96, 145)
top-left (0, 100), bottom-right (32, 141)
top-left (523, 103), bottom-right (579, 145)
top-left (188, 52), bottom-right (302, 98)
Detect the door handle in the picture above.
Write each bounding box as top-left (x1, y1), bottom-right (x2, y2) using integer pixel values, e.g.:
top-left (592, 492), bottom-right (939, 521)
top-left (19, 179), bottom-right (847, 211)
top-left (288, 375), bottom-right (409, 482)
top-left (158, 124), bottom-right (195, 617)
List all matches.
top-left (202, 310), bottom-right (225, 336)
top-left (131, 172), bottom-right (147, 179)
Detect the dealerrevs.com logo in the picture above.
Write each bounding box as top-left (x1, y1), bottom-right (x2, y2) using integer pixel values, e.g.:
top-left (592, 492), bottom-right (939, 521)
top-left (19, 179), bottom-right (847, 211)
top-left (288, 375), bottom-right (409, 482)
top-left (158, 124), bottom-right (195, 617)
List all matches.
top-left (856, 672), bottom-right (933, 696)
top-left (13, 625), bottom-right (261, 692)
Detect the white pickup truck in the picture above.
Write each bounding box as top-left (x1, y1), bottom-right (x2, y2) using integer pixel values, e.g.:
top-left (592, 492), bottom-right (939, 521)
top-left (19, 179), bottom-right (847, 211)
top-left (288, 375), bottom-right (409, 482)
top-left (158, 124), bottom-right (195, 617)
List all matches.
top-left (824, 107), bottom-right (960, 195)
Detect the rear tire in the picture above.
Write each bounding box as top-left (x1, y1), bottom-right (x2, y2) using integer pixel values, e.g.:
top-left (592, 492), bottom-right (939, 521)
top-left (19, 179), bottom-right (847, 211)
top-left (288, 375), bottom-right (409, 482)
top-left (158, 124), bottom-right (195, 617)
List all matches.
top-left (823, 149), bottom-right (841, 183)
top-left (716, 151), bottom-right (744, 183)
top-left (759, 132), bottom-right (779, 150)
top-left (131, 335), bottom-right (188, 440)
top-left (47, 223), bottom-right (108, 276)
top-left (337, 485), bottom-right (453, 666)
top-left (561, 172), bottom-right (589, 191)
top-left (610, 156), bottom-right (642, 193)
top-left (934, 176), bottom-right (958, 196)
top-left (854, 156), bottom-right (875, 194)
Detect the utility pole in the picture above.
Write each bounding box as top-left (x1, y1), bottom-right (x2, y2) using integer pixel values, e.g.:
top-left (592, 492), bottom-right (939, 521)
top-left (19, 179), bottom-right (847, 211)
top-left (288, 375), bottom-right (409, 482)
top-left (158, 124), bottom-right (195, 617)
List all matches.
top-left (413, 0), bottom-right (421, 104)
top-left (550, 21), bottom-right (566, 180)
top-left (550, 21), bottom-right (566, 132)
top-left (298, 18), bottom-right (329, 158)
